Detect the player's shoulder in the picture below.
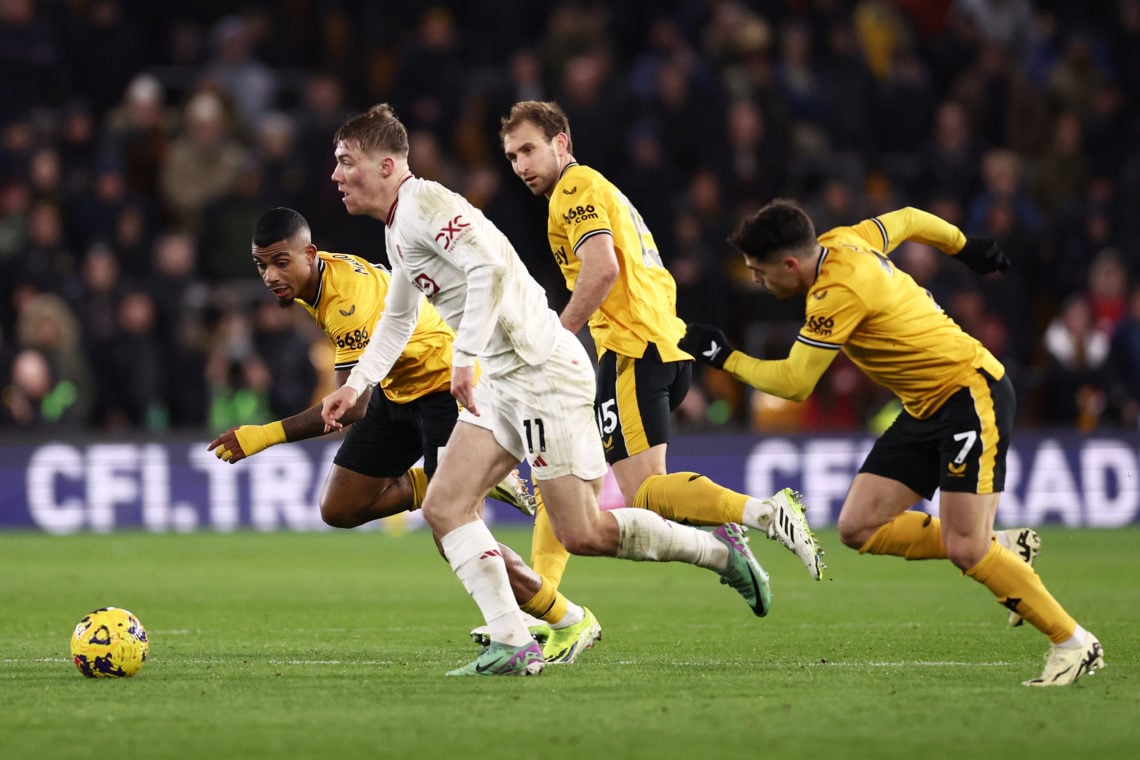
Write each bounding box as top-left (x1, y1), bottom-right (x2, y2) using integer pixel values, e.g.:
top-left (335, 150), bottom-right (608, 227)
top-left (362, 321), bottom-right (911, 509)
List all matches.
top-left (563, 161), bottom-right (611, 193)
top-left (555, 163), bottom-right (612, 200)
top-left (399, 176), bottom-right (476, 235)
top-left (319, 250), bottom-right (387, 277)
top-left (813, 243), bottom-right (876, 297)
top-left (403, 175), bottom-right (464, 213)
top-left (817, 224), bottom-right (866, 249)
top-left (318, 249), bottom-right (367, 266)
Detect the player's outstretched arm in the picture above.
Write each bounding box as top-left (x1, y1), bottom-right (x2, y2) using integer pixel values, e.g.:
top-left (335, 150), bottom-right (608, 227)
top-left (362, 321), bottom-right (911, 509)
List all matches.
top-left (207, 423), bottom-right (286, 463)
top-left (208, 369), bottom-right (370, 463)
top-left (866, 208), bottom-right (1010, 274)
top-left (682, 324), bottom-right (836, 403)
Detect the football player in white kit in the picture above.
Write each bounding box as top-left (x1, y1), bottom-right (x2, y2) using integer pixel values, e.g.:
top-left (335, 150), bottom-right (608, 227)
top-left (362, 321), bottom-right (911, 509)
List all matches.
top-left (320, 104), bottom-right (771, 677)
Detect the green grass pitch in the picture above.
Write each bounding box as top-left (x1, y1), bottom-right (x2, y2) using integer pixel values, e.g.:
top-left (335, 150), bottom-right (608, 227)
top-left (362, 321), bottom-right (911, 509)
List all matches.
top-left (1, 526), bottom-right (1137, 759)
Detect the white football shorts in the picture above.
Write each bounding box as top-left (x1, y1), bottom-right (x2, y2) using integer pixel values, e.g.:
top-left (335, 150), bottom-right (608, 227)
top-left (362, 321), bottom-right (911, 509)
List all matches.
top-left (459, 331), bottom-right (606, 482)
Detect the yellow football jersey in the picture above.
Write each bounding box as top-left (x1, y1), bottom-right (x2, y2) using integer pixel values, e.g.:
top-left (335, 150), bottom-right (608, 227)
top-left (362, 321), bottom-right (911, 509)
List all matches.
top-left (547, 163), bottom-right (689, 361)
top-left (297, 251), bottom-right (453, 404)
top-left (800, 208), bottom-right (1004, 418)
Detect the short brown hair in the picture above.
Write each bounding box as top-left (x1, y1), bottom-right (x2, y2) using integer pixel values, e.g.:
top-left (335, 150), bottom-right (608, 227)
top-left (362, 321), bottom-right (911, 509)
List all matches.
top-left (333, 103), bottom-right (409, 158)
top-left (499, 100), bottom-right (573, 154)
top-left (728, 199), bottom-right (817, 262)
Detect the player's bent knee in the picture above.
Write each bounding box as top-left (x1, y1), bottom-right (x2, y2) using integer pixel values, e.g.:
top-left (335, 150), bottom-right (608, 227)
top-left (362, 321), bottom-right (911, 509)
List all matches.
top-left (554, 527), bottom-right (610, 556)
top-left (320, 501), bottom-right (365, 529)
top-left (836, 515), bottom-right (873, 550)
top-left (944, 537), bottom-right (989, 572)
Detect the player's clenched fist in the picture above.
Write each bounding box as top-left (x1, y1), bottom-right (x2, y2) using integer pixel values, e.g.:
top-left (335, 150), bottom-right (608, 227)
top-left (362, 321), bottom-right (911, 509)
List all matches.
top-left (678, 324), bottom-right (735, 370)
top-left (954, 237), bottom-right (1011, 274)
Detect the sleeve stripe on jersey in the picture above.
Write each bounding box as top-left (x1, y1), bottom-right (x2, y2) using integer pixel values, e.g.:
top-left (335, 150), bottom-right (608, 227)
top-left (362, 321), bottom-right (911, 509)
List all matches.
top-left (796, 335), bottom-right (841, 350)
top-left (871, 217), bottom-right (888, 250)
top-left (571, 228), bottom-right (613, 253)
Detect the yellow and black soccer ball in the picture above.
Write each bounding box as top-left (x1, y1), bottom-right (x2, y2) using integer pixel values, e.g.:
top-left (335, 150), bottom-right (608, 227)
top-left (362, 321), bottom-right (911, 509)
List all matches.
top-left (70, 607), bottom-right (149, 678)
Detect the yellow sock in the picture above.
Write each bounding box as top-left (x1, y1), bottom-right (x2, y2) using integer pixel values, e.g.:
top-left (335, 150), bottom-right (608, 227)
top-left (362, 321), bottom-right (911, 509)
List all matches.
top-left (859, 511), bottom-right (948, 560)
top-left (531, 486), bottom-right (571, 588)
top-left (966, 540), bottom-right (1077, 643)
top-left (632, 472), bottom-right (746, 525)
top-left (520, 577), bottom-right (569, 625)
top-left (406, 467), bottom-right (429, 510)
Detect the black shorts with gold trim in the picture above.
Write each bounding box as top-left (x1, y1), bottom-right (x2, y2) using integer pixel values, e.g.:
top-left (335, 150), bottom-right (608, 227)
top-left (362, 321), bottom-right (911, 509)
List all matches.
top-left (334, 388), bottom-right (457, 478)
top-left (594, 343), bottom-right (691, 464)
top-left (859, 370), bottom-right (1014, 498)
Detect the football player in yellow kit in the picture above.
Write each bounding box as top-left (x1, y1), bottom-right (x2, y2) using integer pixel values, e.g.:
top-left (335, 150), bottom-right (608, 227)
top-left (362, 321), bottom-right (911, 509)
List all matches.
top-left (208, 207), bottom-right (534, 528)
top-left (681, 199), bottom-right (1103, 687)
top-left (499, 103), bottom-right (824, 640)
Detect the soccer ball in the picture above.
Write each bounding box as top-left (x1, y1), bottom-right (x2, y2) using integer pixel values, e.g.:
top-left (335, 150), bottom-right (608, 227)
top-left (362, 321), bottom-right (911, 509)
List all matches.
top-left (70, 607), bottom-right (149, 678)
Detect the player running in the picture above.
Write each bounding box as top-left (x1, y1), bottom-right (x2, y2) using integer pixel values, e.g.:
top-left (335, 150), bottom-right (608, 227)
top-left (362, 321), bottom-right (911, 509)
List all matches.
top-left (208, 207), bottom-right (535, 528)
top-left (499, 101), bottom-right (824, 602)
top-left (320, 104), bottom-right (773, 676)
top-left (681, 200), bottom-right (1103, 686)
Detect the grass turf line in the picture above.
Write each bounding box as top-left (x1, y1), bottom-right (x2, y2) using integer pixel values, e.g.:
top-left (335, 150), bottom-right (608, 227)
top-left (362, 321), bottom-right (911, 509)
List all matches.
top-left (1, 527), bottom-right (1137, 759)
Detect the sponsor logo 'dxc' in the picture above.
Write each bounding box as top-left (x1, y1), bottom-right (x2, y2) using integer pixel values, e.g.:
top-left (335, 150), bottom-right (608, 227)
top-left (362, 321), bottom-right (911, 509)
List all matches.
top-left (435, 215), bottom-right (470, 249)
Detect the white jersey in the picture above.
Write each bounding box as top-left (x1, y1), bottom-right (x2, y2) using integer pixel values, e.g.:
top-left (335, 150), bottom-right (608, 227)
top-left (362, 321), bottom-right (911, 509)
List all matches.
top-left (346, 175), bottom-right (565, 396)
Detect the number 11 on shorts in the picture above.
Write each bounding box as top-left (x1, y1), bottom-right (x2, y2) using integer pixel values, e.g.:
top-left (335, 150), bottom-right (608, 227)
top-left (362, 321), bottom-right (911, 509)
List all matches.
top-left (524, 418), bottom-right (547, 453)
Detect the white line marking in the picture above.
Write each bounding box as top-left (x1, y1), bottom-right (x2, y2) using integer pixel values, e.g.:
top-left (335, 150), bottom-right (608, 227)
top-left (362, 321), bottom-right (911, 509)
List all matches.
top-left (4, 657), bottom-right (1019, 668)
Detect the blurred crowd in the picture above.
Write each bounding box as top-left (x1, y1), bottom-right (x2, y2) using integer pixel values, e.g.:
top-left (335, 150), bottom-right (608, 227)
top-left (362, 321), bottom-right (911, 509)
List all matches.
top-left (1, 0), bottom-right (1138, 435)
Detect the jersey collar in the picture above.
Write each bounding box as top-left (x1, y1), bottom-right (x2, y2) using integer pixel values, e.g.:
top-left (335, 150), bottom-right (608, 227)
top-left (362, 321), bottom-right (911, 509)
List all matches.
top-left (301, 257), bottom-right (327, 308)
top-left (553, 161), bottom-right (579, 192)
top-left (386, 173), bottom-right (415, 224)
top-left (814, 245), bottom-right (828, 281)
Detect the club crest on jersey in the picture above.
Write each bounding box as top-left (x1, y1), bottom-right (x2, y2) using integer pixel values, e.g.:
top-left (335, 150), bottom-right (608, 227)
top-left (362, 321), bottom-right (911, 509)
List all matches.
top-left (414, 272), bottom-right (440, 297)
top-left (435, 215), bottom-right (471, 250)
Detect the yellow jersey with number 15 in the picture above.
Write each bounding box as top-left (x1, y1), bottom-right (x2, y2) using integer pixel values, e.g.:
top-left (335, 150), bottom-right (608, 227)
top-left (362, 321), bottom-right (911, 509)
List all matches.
top-left (547, 162), bottom-right (690, 362)
top-left (297, 251), bottom-right (453, 404)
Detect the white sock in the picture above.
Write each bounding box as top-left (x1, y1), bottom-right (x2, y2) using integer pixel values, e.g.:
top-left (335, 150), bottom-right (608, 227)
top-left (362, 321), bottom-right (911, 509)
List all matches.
top-left (439, 520), bottom-right (532, 647)
top-left (550, 603), bottom-right (584, 630)
top-left (1058, 624), bottom-right (1089, 649)
top-left (742, 497), bottom-right (773, 533)
top-left (610, 508), bottom-right (727, 570)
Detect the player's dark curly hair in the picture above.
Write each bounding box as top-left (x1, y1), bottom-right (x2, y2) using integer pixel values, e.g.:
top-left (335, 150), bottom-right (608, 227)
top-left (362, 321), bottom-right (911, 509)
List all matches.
top-left (728, 199), bottom-right (817, 261)
top-left (253, 207), bottom-right (310, 248)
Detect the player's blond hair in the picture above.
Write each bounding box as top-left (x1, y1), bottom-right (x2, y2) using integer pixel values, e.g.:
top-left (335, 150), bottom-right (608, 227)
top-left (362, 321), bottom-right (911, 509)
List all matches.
top-left (500, 100), bottom-right (573, 154)
top-left (333, 103), bottom-right (409, 158)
